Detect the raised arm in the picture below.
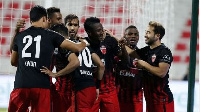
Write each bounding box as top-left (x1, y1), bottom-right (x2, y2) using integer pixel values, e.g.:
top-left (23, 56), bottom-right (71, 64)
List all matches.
top-left (10, 19), bottom-right (25, 52)
top-left (41, 53), bottom-right (80, 77)
top-left (60, 39), bottom-right (89, 52)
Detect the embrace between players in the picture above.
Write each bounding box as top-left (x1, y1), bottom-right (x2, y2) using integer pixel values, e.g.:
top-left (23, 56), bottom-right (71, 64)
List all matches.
top-left (8, 5), bottom-right (174, 112)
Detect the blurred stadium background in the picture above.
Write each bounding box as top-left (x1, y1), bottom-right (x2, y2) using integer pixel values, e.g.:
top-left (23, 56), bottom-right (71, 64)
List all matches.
top-left (0, 0), bottom-right (199, 112)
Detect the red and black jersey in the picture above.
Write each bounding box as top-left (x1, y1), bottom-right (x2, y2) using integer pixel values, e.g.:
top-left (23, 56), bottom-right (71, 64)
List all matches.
top-left (114, 56), bottom-right (143, 103)
top-left (13, 26), bottom-right (64, 89)
top-left (136, 44), bottom-right (173, 104)
top-left (86, 34), bottom-right (121, 94)
top-left (53, 47), bottom-right (73, 94)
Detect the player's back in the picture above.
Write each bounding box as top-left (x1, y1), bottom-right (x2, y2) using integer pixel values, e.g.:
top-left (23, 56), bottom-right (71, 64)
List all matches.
top-left (13, 26), bottom-right (64, 89)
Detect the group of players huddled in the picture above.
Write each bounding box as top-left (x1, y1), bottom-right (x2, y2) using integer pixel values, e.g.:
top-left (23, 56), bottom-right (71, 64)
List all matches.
top-left (8, 5), bottom-right (174, 112)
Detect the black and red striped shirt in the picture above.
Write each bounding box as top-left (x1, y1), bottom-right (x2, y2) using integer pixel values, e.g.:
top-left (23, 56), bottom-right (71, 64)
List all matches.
top-left (53, 47), bottom-right (73, 94)
top-left (114, 56), bottom-right (143, 103)
top-left (136, 44), bottom-right (173, 104)
top-left (86, 35), bottom-right (121, 94)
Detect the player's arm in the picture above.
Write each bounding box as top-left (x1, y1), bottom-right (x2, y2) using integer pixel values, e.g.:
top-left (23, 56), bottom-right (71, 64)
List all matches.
top-left (91, 53), bottom-right (105, 80)
top-left (136, 60), bottom-right (170, 78)
top-left (91, 53), bottom-right (105, 101)
top-left (10, 19), bottom-right (25, 52)
top-left (60, 39), bottom-right (89, 53)
top-left (41, 53), bottom-right (80, 77)
top-left (11, 51), bottom-right (18, 67)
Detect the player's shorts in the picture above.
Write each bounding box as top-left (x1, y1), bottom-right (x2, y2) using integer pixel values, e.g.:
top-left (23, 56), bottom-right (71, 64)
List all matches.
top-left (8, 88), bottom-right (50, 112)
top-left (91, 89), bottom-right (120, 112)
top-left (51, 84), bottom-right (71, 112)
top-left (146, 100), bottom-right (174, 112)
top-left (118, 89), bottom-right (143, 112)
top-left (120, 100), bottom-right (143, 112)
top-left (67, 87), bottom-right (96, 112)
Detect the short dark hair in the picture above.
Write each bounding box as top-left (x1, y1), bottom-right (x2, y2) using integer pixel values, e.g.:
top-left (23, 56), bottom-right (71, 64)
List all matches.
top-left (64, 14), bottom-right (79, 25)
top-left (47, 7), bottom-right (60, 19)
top-left (30, 5), bottom-right (47, 22)
top-left (149, 21), bottom-right (165, 40)
top-left (50, 23), bottom-right (68, 36)
top-left (125, 25), bottom-right (137, 31)
top-left (84, 17), bottom-right (100, 31)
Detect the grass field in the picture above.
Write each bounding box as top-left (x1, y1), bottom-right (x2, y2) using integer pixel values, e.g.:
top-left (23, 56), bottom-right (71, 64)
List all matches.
top-left (0, 108), bottom-right (7, 112)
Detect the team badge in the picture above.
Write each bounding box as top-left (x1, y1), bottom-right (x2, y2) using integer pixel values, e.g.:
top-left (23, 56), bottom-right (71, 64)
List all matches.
top-left (152, 54), bottom-right (156, 62)
top-left (100, 45), bottom-right (106, 54)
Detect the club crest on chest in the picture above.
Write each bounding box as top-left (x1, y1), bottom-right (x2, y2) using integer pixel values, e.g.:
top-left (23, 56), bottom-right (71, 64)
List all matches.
top-left (152, 54), bottom-right (156, 62)
top-left (100, 45), bottom-right (106, 54)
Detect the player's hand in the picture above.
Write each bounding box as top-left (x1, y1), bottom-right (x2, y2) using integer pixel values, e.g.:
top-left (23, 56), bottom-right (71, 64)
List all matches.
top-left (96, 89), bottom-right (99, 101)
top-left (104, 29), bottom-right (113, 37)
top-left (40, 66), bottom-right (57, 78)
top-left (79, 38), bottom-right (90, 46)
top-left (135, 60), bottom-right (146, 68)
top-left (15, 19), bottom-right (26, 32)
top-left (118, 37), bottom-right (127, 47)
top-left (76, 35), bottom-right (82, 40)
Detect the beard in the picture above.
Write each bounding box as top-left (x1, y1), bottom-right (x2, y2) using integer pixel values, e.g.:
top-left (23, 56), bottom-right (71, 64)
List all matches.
top-left (145, 37), bottom-right (157, 46)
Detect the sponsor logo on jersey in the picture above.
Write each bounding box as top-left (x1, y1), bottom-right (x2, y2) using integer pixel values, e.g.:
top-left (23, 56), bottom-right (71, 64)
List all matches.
top-left (152, 54), bottom-right (156, 62)
top-left (120, 70), bottom-right (135, 77)
top-left (100, 45), bottom-right (106, 54)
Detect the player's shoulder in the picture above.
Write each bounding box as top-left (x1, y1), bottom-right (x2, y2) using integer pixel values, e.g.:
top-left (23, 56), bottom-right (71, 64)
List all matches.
top-left (159, 44), bottom-right (172, 55)
top-left (106, 34), bottom-right (117, 41)
top-left (104, 34), bottom-right (118, 45)
top-left (160, 44), bottom-right (171, 52)
top-left (139, 46), bottom-right (150, 51)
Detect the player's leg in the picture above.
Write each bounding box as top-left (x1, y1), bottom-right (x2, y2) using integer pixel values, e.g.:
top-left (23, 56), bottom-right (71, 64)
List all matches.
top-left (30, 88), bottom-right (51, 112)
top-left (8, 88), bottom-right (30, 112)
top-left (146, 101), bottom-right (174, 112)
top-left (101, 89), bottom-right (120, 112)
top-left (50, 83), bottom-right (70, 112)
top-left (90, 94), bottom-right (101, 112)
top-left (119, 101), bottom-right (143, 112)
top-left (76, 87), bottom-right (96, 112)
top-left (54, 92), bottom-right (72, 112)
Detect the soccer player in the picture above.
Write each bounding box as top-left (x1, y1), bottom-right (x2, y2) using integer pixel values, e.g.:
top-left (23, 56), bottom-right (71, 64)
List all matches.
top-left (64, 14), bottom-right (80, 40)
top-left (8, 5), bottom-right (88, 112)
top-left (49, 23), bottom-right (80, 112)
top-left (10, 7), bottom-right (63, 53)
top-left (64, 14), bottom-right (105, 112)
top-left (128, 21), bottom-right (174, 112)
top-left (84, 17), bottom-right (123, 112)
top-left (42, 24), bottom-right (105, 112)
top-left (47, 7), bottom-right (63, 28)
top-left (115, 25), bottom-right (143, 112)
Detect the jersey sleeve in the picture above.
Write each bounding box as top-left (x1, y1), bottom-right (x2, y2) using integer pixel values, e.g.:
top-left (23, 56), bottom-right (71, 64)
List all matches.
top-left (159, 48), bottom-right (173, 65)
top-left (51, 31), bottom-right (65, 48)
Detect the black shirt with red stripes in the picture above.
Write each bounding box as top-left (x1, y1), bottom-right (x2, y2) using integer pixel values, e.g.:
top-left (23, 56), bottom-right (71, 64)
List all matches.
top-left (114, 56), bottom-right (143, 103)
top-left (136, 44), bottom-right (173, 103)
top-left (86, 34), bottom-right (121, 94)
top-left (13, 26), bottom-right (64, 89)
top-left (53, 47), bottom-right (73, 94)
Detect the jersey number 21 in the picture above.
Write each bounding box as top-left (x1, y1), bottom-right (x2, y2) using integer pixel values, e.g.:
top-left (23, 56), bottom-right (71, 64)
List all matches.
top-left (22, 35), bottom-right (41, 58)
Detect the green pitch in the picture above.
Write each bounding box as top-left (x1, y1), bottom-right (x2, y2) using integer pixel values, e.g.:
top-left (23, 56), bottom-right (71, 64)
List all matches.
top-left (0, 108), bottom-right (8, 112)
